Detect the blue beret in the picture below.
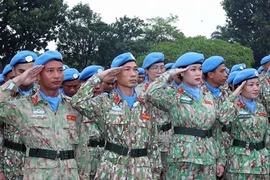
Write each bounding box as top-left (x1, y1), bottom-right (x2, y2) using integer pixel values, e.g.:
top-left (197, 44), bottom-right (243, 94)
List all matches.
top-left (227, 71), bottom-right (239, 85)
top-left (138, 67), bottom-right (145, 75)
top-left (233, 68), bottom-right (259, 85)
top-left (2, 64), bottom-right (12, 77)
top-left (142, 52), bottom-right (164, 69)
top-left (173, 52), bottom-right (204, 68)
top-left (261, 55), bottom-right (270, 65)
top-left (225, 67), bottom-right (230, 74)
top-left (79, 65), bottom-right (104, 81)
top-left (111, 52), bottom-right (136, 68)
top-left (165, 63), bottom-right (174, 70)
top-left (10, 50), bottom-right (37, 67)
top-left (63, 64), bottom-right (70, 71)
top-left (258, 66), bottom-right (263, 74)
top-left (63, 68), bottom-right (80, 82)
top-left (34, 50), bottom-right (63, 66)
top-left (0, 74), bottom-right (4, 83)
top-left (202, 56), bottom-right (224, 73)
top-left (230, 63), bottom-right (246, 72)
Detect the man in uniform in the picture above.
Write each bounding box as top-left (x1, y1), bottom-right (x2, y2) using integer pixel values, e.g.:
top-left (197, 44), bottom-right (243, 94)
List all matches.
top-left (201, 56), bottom-right (231, 179)
top-left (0, 51), bottom-right (37, 180)
top-left (72, 52), bottom-right (162, 179)
top-left (75, 65), bottom-right (106, 179)
top-left (0, 50), bottom-right (81, 179)
top-left (137, 67), bottom-right (145, 84)
top-left (62, 68), bottom-right (81, 99)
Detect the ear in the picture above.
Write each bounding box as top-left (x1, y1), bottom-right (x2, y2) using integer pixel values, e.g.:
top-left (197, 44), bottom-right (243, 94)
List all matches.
top-left (208, 72), bottom-right (214, 79)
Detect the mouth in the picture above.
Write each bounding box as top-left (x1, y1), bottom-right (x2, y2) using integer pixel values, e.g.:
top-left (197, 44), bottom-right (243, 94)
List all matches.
top-left (195, 78), bottom-right (201, 81)
top-left (52, 81), bottom-right (61, 85)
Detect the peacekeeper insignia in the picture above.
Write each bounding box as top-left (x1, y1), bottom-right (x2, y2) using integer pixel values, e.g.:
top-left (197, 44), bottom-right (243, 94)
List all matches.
top-left (180, 96), bottom-right (192, 104)
top-left (109, 105), bottom-right (123, 115)
top-left (25, 55), bottom-right (34, 62)
top-left (238, 109), bottom-right (251, 119)
top-left (32, 108), bottom-right (46, 115)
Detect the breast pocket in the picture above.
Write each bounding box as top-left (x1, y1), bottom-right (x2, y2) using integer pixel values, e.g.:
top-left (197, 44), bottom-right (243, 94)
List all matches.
top-left (30, 116), bottom-right (51, 139)
top-left (63, 119), bottom-right (79, 145)
top-left (105, 110), bottom-right (128, 136)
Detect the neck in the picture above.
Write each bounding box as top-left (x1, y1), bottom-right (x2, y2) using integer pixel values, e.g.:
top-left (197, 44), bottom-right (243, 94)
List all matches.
top-left (206, 79), bottom-right (219, 88)
top-left (117, 85), bottom-right (134, 96)
top-left (39, 86), bottom-right (59, 97)
top-left (183, 81), bottom-right (197, 89)
top-left (241, 94), bottom-right (252, 102)
top-left (19, 84), bottom-right (33, 92)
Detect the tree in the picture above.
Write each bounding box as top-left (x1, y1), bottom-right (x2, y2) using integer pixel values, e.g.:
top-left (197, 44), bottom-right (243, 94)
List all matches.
top-left (144, 14), bottom-right (185, 45)
top-left (57, 3), bottom-right (107, 70)
top-left (0, 0), bottom-right (67, 69)
top-left (136, 36), bottom-right (254, 69)
top-left (222, 0), bottom-right (270, 67)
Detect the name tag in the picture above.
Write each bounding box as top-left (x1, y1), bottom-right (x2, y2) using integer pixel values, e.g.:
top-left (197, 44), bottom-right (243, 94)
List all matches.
top-left (238, 110), bottom-right (251, 119)
top-left (180, 96), bottom-right (192, 104)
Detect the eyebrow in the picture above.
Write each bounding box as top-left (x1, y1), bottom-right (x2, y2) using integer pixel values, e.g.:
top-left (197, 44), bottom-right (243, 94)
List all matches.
top-left (122, 66), bottom-right (138, 68)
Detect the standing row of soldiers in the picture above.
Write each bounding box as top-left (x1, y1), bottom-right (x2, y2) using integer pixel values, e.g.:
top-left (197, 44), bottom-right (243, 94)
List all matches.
top-left (0, 50), bottom-right (269, 179)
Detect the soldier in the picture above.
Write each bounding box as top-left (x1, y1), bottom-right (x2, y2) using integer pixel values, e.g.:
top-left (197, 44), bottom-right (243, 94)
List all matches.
top-left (146, 52), bottom-right (225, 179)
top-left (71, 52), bottom-right (162, 179)
top-left (62, 68), bottom-right (81, 98)
top-left (230, 63), bottom-right (246, 73)
top-left (136, 52), bottom-right (171, 180)
top-left (260, 55), bottom-right (270, 76)
top-left (0, 64), bottom-right (14, 180)
top-left (219, 68), bottom-right (270, 179)
top-left (258, 66), bottom-right (263, 74)
top-left (227, 71), bottom-right (239, 91)
top-left (0, 51), bottom-right (37, 180)
top-left (2, 64), bottom-right (15, 82)
top-left (137, 67), bottom-right (145, 84)
top-left (75, 65), bottom-right (106, 179)
top-left (0, 50), bottom-right (81, 179)
top-left (201, 56), bottom-right (230, 180)
top-left (165, 63), bottom-right (174, 71)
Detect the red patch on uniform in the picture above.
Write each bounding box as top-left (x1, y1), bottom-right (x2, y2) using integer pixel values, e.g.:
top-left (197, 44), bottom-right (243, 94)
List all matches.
top-left (114, 94), bottom-right (120, 104)
top-left (138, 96), bottom-right (145, 104)
top-left (237, 100), bottom-right (244, 108)
top-left (141, 113), bottom-right (150, 120)
top-left (32, 95), bottom-right (38, 105)
top-left (204, 99), bottom-right (212, 105)
top-left (144, 83), bottom-right (149, 91)
top-left (258, 112), bottom-right (266, 117)
top-left (67, 115), bottom-right (76, 121)
top-left (268, 78), bottom-right (270, 84)
top-left (203, 88), bottom-right (209, 93)
top-left (178, 88), bottom-right (184, 94)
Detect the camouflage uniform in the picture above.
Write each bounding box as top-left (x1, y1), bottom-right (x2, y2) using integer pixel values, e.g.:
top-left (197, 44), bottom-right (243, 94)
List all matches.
top-left (219, 94), bottom-right (270, 179)
top-left (259, 73), bottom-right (270, 120)
top-left (146, 72), bottom-right (225, 179)
top-left (136, 82), bottom-right (172, 179)
top-left (0, 87), bottom-right (37, 179)
top-left (72, 75), bottom-right (163, 179)
top-left (0, 80), bottom-right (81, 180)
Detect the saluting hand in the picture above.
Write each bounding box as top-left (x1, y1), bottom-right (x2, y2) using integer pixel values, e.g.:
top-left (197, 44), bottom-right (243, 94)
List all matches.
top-left (168, 67), bottom-right (189, 77)
top-left (232, 81), bottom-right (246, 97)
top-left (13, 65), bottom-right (44, 87)
top-left (97, 67), bottom-right (122, 83)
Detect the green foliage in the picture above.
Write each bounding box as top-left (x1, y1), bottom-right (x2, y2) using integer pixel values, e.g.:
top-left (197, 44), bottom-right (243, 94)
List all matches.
top-left (136, 36), bottom-right (254, 69)
top-left (221, 0), bottom-right (270, 67)
top-left (0, 0), bottom-right (67, 68)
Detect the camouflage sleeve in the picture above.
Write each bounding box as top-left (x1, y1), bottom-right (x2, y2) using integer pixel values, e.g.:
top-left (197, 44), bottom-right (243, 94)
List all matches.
top-left (148, 118), bottom-right (163, 178)
top-left (0, 122), bottom-right (3, 172)
top-left (71, 75), bottom-right (105, 128)
top-left (0, 80), bottom-right (18, 102)
top-left (0, 81), bottom-right (23, 125)
top-left (218, 94), bottom-right (238, 125)
top-left (146, 71), bottom-right (175, 112)
top-left (265, 121), bottom-right (270, 151)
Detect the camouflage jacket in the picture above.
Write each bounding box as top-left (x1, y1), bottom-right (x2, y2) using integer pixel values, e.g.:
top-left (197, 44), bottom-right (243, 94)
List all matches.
top-left (136, 82), bottom-right (173, 153)
top-left (219, 94), bottom-right (270, 174)
top-left (71, 75), bottom-right (162, 179)
top-left (146, 71), bottom-right (225, 166)
top-left (0, 80), bottom-right (81, 179)
top-left (0, 83), bottom-right (38, 178)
